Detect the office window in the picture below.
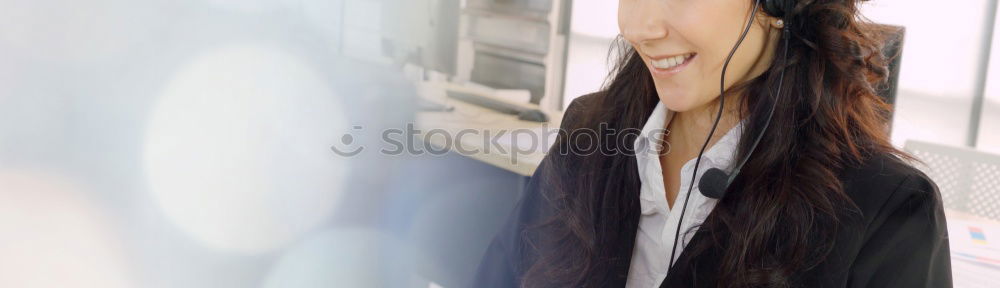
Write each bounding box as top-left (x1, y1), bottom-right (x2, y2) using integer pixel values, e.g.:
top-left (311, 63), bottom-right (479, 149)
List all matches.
top-left (562, 0), bottom-right (618, 109)
top-left (863, 0), bottom-right (994, 148)
top-left (979, 2), bottom-right (1000, 155)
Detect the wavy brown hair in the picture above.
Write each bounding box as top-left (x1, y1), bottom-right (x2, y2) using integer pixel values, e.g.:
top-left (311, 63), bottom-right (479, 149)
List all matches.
top-left (521, 0), bottom-right (906, 287)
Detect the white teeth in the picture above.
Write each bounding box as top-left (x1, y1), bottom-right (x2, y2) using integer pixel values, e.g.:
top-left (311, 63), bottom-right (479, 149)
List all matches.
top-left (651, 53), bottom-right (693, 70)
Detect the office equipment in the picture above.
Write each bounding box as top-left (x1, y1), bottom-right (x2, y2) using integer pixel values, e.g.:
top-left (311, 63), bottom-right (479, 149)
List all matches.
top-left (446, 90), bottom-right (549, 122)
top-left (347, 0), bottom-right (568, 109)
top-left (467, 13), bottom-right (551, 55)
top-left (470, 50), bottom-right (548, 105)
top-left (462, 0), bottom-right (570, 109)
top-left (381, 0), bottom-right (461, 75)
top-left (904, 140), bottom-right (1000, 220)
top-left (447, 90), bottom-right (519, 114)
top-left (341, 0), bottom-right (461, 74)
top-left (517, 109), bottom-right (548, 122)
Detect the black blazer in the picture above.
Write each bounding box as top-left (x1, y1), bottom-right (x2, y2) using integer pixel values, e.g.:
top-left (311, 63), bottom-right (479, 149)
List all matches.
top-left (472, 94), bottom-right (952, 287)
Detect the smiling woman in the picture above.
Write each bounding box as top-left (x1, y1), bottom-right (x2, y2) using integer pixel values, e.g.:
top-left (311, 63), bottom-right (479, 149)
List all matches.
top-left (473, 0), bottom-right (952, 287)
top-left (618, 0), bottom-right (779, 112)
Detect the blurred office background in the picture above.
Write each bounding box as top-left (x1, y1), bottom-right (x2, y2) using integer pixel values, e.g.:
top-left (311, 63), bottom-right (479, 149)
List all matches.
top-left (1, 0), bottom-right (1000, 287)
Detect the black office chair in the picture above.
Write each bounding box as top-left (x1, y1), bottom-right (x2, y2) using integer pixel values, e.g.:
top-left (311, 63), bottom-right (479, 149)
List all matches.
top-left (876, 24), bottom-right (906, 125)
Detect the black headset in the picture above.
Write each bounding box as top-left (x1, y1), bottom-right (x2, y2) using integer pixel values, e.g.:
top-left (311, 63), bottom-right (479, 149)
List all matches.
top-left (764, 0), bottom-right (795, 19)
top-left (662, 0), bottom-right (796, 278)
top-left (698, 0), bottom-right (794, 200)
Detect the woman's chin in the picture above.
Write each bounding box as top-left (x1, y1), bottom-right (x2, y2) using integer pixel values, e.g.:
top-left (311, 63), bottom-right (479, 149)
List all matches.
top-left (656, 90), bottom-right (701, 112)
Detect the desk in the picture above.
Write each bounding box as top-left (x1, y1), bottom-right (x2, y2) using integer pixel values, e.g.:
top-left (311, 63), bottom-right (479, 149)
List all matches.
top-left (415, 81), bottom-right (563, 176)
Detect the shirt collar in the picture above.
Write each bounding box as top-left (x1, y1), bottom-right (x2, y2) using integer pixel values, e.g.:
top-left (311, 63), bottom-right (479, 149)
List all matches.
top-left (634, 101), bottom-right (746, 173)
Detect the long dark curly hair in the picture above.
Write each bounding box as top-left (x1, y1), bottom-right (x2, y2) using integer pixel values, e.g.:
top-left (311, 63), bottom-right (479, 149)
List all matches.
top-left (521, 0), bottom-right (907, 287)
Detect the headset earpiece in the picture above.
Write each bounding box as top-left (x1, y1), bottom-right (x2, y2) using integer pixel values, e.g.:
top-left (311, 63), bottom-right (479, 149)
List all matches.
top-left (763, 0), bottom-right (789, 18)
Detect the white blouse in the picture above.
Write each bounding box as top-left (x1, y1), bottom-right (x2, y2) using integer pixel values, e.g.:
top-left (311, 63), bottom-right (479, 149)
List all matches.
top-left (625, 101), bottom-right (745, 288)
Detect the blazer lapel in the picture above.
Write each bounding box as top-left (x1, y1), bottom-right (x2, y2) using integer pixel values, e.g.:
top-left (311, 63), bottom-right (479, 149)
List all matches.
top-left (608, 201), bottom-right (641, 287)
top-left (659, 214), bottom-right (723, 287)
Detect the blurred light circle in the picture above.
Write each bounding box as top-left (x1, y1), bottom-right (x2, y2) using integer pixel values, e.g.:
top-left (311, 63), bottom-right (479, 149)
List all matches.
top-left (0, 171), bottom-right (131, 288)
top-left (262, 229), bottom-right (424, 288)
top-left (143, 45), bottom-right (349, 254)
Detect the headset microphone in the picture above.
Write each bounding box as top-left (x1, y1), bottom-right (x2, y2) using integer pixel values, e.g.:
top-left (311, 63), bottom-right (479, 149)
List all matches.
top-left (698, 168), bottom-right (730, 199)
top-left (663, 0), bottom-right (794, 274)
top-left (697, 11), bottom-right (790, 200)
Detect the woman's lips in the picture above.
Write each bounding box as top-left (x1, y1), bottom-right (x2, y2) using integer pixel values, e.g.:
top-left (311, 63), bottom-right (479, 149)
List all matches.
top-left (649, 53), bottom-right (696, 78)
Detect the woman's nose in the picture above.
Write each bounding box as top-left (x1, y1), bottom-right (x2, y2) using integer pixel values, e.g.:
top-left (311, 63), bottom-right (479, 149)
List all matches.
top-left (620, 1), bottom-right (669, 44)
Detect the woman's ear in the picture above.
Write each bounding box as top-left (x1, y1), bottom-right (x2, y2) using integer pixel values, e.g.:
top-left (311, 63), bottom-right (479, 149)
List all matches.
top-left (755, 7), bottom-right (785, 29)
top-left (771, 18), bottom-right (785, 29)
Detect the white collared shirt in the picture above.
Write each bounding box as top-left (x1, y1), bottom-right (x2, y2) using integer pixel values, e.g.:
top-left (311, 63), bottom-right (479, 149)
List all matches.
top-left (624, 101), bottom-right (745, 288)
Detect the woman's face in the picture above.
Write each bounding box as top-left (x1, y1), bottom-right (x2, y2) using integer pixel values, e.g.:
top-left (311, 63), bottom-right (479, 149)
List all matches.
top-left (619, 0), bottom-right (778, 112)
